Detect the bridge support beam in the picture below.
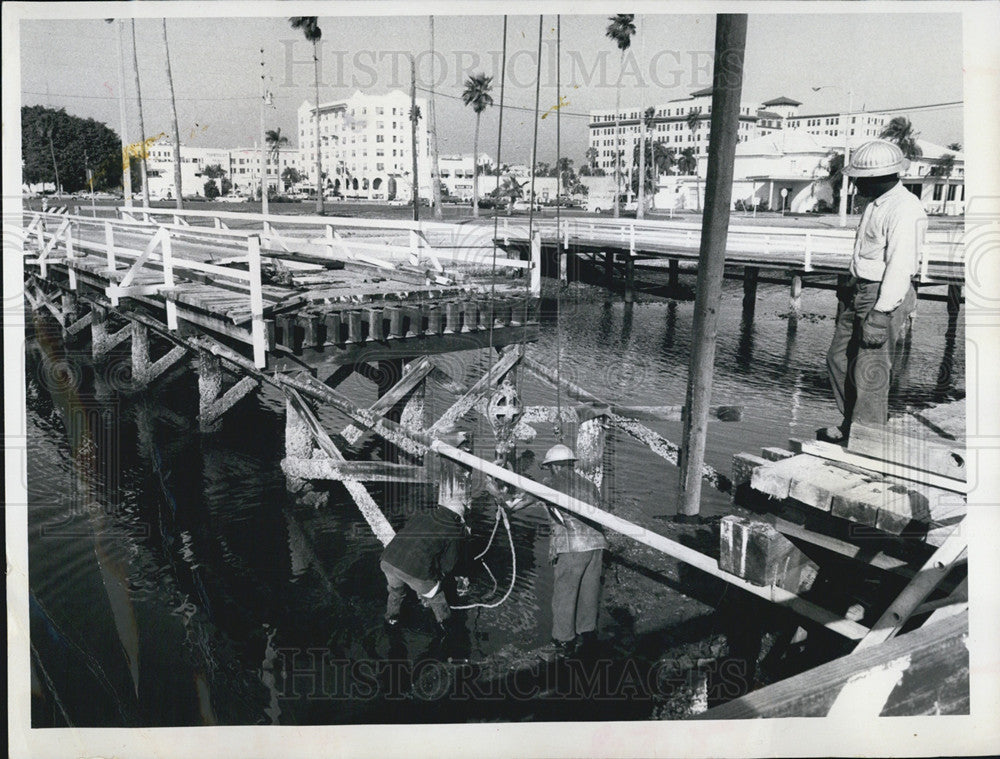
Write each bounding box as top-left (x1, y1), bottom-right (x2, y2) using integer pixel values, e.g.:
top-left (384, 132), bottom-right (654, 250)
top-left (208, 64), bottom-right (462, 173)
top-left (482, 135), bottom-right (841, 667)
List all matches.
top-left (198, 350), bottom-right (259, 433)
top-left (576, 415), bottom-right (607, 490)
top-left (131, 322), bottom-right (188, 389)
top-left (789, 273), bottom-right (802, 316)
top-left (669, 258), bottom-right (679, 289)
top-left (91, 306), bottom-right (132, 359)
top-left (604, 251), bottom-right (614, 285)
top-left (624, 254), bottom-right (635, 304)
top-left (742, 266), bottom-right (759, 323)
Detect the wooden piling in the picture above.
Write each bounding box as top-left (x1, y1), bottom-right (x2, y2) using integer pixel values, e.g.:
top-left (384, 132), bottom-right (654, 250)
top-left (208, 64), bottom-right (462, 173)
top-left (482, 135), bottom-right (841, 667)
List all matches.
top-left (789, 273), bottom-right (803, 315)
top-left (742, 266), bottom-right (759, 322)
top-left (669, 258), bottom-right (679, 289)
top-left (676, 13), bottom-right (748, 520)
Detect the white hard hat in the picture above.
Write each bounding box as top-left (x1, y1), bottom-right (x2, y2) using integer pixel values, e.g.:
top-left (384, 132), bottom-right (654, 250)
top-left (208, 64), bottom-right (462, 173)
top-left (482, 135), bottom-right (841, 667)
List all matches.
top-left (845, 139), bottom-right (905, 177)
top-left (542, 443), bottom-right (577, 467)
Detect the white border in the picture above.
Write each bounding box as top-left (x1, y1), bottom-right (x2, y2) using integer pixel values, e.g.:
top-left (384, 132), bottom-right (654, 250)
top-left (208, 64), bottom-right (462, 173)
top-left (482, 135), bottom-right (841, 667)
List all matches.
top-left (5, 2), bottom-right (999, 757)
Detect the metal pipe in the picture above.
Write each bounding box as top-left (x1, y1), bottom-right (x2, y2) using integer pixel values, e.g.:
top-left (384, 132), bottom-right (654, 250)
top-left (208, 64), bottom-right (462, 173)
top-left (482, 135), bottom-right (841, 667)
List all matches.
top-left (430, 439), bottom-right (867, 640)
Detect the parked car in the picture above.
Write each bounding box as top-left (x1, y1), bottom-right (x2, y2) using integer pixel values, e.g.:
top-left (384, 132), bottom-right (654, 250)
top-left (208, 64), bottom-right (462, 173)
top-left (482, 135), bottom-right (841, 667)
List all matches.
top-left (510, 198), bottom-right (541, 213)
top-left (217, 194), bottom-right (249, 203)
top-left (586, 194), bottom-right (637, 214)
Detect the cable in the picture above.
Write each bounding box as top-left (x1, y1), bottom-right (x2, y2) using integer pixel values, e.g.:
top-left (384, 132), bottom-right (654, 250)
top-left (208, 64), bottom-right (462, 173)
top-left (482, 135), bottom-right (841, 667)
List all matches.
top-left (554, 15), bottom-right (563, 442)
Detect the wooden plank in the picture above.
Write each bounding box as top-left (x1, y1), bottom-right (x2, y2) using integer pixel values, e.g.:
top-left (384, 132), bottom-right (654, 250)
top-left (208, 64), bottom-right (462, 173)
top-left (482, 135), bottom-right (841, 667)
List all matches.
top-left (786, 457), bottom-right (873, 512)
top-left (718, 515), bottom-right (818, 592)
top-left (341, 357), bottom-right (435, 445)
top-left (855, 524), bottom-right (966, 650)
top-left (696, 611), bottom-right (968, 719)
top-left (849, 419), bottom-right (965, 481)
top-left (798, 440), bottom-right (967, 494)
top-left (280, 458), bottom-right (430, 483)
top-left (769, 516), bottom-right (916, 577)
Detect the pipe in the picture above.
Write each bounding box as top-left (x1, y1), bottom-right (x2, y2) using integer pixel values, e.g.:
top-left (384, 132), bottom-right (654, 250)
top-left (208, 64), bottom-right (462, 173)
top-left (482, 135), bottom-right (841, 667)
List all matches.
top-left (430, 439), bottom-right (867, 640)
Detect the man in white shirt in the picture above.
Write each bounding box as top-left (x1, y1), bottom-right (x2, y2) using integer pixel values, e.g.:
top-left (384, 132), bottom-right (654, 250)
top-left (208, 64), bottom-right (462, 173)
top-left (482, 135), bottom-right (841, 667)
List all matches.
top-left (825, 140), bottom-right (927, 440)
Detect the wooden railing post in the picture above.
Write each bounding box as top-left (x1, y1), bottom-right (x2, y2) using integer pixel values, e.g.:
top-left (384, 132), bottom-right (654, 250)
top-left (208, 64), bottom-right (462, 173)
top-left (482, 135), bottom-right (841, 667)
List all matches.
top-left (161, 231), bottom-right (177, 330)
top-left (104, 221), bottom-right (117, 274)
top-left (247, 235), bottom-right (266, 368)
top-left (66, 221), bottom-right (77, 290)
top-left (530, 230), bottom-right (542, 296)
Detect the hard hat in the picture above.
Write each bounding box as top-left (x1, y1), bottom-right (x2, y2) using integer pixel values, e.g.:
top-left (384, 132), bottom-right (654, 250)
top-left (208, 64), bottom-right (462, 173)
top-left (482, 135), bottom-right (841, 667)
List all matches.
top-left (845, 139), bottom-right (905, 177)
top-left (542, 443), bottom-right (577, 467)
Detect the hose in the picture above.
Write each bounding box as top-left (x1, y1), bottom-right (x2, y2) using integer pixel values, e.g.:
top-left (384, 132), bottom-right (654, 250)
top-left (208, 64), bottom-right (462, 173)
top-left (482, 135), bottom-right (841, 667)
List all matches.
top-left (451, 505), bottom-right (517, 611)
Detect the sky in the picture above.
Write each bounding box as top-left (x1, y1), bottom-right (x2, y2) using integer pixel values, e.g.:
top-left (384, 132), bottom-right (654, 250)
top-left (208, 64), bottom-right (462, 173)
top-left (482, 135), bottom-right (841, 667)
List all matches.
top-left (18, 11), bottom-right (964, 165)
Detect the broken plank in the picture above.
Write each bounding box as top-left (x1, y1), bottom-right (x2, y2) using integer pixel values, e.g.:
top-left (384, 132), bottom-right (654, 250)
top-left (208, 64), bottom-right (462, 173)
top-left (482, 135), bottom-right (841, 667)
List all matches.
top-left (280, 458), bottom-right (430, 483)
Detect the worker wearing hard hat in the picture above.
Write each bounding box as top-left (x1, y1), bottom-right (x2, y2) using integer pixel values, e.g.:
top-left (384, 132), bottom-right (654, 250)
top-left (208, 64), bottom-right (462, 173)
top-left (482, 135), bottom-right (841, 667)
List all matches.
top-left (506, 443), bottom-right (608, 660)
top-left (825, 139), bottom-right (927, 441)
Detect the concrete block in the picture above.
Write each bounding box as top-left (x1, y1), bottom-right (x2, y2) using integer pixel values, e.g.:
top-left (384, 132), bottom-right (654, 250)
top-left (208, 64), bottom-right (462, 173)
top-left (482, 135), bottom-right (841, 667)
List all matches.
top-left (719, 515), bottom-right (818, 593)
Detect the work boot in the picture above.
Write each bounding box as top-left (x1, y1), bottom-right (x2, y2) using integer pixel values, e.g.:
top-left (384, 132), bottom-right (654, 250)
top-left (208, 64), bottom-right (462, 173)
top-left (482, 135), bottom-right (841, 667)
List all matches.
top-left (574, 631), bottom-right (599, 658)
top-left (819, 424), bottom-right (848, 443)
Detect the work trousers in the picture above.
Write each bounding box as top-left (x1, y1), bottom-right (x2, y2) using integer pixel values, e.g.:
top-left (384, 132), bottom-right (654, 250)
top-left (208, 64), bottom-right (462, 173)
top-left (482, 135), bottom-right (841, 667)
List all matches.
top-left (551, 549), bottom-right (603, 644)
top-left (381, 560), bottom-right (451, 623)
top-left (826, 279), bottom-right (916, 429)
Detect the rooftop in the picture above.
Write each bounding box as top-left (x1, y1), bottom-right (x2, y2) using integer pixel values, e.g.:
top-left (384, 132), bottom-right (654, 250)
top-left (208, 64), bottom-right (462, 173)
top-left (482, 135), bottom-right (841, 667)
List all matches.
top-left (761, 96), bottom-right (802, 107)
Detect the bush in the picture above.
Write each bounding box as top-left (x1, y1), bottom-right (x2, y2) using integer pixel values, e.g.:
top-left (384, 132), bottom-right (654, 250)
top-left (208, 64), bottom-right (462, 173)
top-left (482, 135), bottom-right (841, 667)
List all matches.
top-left (204, 179), bottom-right (220, 199)
top-left (814, 199), bottom-right (833, 213)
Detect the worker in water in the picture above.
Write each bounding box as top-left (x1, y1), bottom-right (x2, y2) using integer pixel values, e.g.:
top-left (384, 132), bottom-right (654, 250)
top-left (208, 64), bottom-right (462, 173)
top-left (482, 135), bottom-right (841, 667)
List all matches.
top-left (825, 139), bottom-right (926, 442)
top-left (506, 443), bottom-right (608, 660)
top-left (379, 430), bottom-right (473, 634)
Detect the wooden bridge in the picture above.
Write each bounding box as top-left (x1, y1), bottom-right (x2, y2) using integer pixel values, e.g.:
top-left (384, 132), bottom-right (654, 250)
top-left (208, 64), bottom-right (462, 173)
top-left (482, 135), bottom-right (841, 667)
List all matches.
top-left (17, 204), bottom-right (968, 715)
top-left (496, 215), bottom-right (965, 311)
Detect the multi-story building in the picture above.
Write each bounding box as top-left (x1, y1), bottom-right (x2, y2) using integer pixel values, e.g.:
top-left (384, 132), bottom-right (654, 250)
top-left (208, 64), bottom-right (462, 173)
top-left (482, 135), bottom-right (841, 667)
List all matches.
top-left (228, 146), bottom-right (302, 196)
top-left (297, 89), bottom-right (431, 201)
top-left (588, 87), bottom-right (759, 175)
top-left (589, 90), bottom-right (891, 180)
top-left (143, 143), bottom-right (302, 199)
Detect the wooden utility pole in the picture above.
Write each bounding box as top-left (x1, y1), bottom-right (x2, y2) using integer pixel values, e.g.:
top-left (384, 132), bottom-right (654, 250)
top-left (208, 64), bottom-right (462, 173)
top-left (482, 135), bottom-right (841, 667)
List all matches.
top-left (676, 14), bottom-right (748, 520)
top-left (130, 20), bottom-right (150, 209)
top-left (428, 16), bottom-right (443, 220)
top-left (162, 19), bottom-right (183, 209)
top-left (114, 20), bottom-right (132, 207)
top-left (410, 54), bottom-right (420, 221)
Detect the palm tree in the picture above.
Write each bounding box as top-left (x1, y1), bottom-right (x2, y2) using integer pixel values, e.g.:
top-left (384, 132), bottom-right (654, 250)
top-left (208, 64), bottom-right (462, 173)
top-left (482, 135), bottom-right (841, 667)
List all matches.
top-left (161, 19), bottom-right (183, 209)
top-left (631, 139), bottom-right (673, 208)
top-left (556, 157), bottom-right (574, 199)
top-left (265, 127), bottom-right (289, 197)
top-left (585, 147), bottom-right (599, 173)
top-left (930, 153), bottom-right (956, 213)
top-left (685, 110), bottom-right (702, 211)
top-left (289, 16), bottom-right (324, 214)
top-left (677, 147), bottom-right (697, 176)
top-left (428, 16), bottom-right (443, 220)
top-left (605, 14), bottom-right (636, 218)
top-left (947, 142), bottom-right (962, 152)
top-left (879, 116), bottom-right (922, 160)
top-left (637, 105), bottom-right (655, 218)
top-left (461, 72), bottom-right (494, 219)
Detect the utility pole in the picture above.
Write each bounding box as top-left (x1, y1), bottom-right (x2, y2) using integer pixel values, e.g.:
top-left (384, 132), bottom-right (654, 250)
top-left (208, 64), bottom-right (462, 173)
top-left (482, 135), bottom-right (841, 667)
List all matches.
top-left (114, 20), bottom-right (132, 208)
top-left (676, 14), bottom-right (748, 521)
top-left (428, 16), bottom-right (443, 220)
top-left (162, 19), bottom-right (183, 210)
top-left (410, 54), bottom-right (420, 221)
top-left (260, 48), bottom-right (269, 218)
top-left (129, 20), bottom-right (150, 209)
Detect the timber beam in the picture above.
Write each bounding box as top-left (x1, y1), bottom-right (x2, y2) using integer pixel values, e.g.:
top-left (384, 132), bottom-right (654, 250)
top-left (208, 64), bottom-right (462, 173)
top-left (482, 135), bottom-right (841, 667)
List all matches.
top-left (197, 350), bottom-right (259, 433)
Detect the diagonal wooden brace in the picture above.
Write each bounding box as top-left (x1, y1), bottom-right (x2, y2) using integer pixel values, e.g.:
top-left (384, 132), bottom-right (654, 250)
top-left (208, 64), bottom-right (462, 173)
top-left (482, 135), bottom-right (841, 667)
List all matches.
top-left (427, 344), bottom-right (523, 435)
top-left (341, 356), bottom-right (435, 444)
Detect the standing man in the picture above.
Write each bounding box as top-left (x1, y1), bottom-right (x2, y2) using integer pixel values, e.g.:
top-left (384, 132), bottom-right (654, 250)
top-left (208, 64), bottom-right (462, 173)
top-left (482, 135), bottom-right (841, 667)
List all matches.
top-left (507, 444), bottom-right (608, 660)
top-left (825, 139), bottom-right (927, 441)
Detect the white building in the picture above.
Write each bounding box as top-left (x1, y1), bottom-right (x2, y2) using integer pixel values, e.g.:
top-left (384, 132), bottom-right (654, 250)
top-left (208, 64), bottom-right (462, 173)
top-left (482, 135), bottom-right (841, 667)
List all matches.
top-left (143, 143), bottom-right (303, 199)
top-left (297, 90), bottom-right (431, 201)
top-left (228, 146), bottom-right (302, 196)
top-left (438, 153), bottom-right (492, 200)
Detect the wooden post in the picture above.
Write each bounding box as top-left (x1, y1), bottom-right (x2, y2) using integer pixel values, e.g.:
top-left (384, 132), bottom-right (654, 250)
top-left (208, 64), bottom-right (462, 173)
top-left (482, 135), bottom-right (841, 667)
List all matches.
top-left (742, 266), bottom-right (759, 322)
top-left (669, 258), bottom-right (679, 289)
top-left (790, 273), bottom-right (802, 316)
top-left (530, 231), bottom-right (542, 296)
top-left (624, 252), bottom-right (635, 304)
top-left (676, 14), bottom-right (747, 520)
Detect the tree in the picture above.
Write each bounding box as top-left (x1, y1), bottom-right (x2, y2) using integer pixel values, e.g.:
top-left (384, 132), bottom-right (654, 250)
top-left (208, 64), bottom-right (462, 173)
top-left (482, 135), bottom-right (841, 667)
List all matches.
top-left (22, 106), bottom-right (125, 193)
top-left (879, 116), bottom-right (922, 160)
top-left (677, 147), bottom-right (697, 176)
top-left (264, 127), bottom-right (289, 195)
top-left (929, 153), bottom-right (956, 213)
top-left (637, 105), bottom-right (655, 218)
top-left (605, 13), bottom-right (635, 218)
top-left (282, 166), bottom-right (303, 191)
top-left (630, 139), bottom-right (673, 204)
top-left (685, 110), bottom-right (702, 211)
top-left (289, 16), bottom-right (324, 214)
top-left (162, 19), bottom-right (183, 209)
top-left (129, 20), bottom-right (150, 206)
top-left (461, 72), bottom-right (494, 219)
top-left (825, 150), bottom-right (846, 208)
top-left (556, 157), bottom-right (574, 197)
top-left (585, 146), bottom-right (599, 173)
top-left (947, 142), bottom-right (962, 152)
top-left (204, 179), bottom-right (220, 199)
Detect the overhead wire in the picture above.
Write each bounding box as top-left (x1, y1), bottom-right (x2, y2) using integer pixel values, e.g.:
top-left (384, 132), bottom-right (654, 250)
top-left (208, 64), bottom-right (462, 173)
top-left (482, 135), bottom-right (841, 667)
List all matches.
top-left (486, 15), bottom-right (509, 387)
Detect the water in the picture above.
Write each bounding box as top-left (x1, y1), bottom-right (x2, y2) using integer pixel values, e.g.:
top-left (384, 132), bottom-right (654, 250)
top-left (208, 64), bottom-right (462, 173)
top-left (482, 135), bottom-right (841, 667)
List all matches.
top-left (25, 278), bottom-right (963, 726)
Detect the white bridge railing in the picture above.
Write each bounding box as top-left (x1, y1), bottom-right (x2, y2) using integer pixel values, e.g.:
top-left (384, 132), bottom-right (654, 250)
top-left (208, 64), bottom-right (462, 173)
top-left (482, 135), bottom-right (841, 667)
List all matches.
top-left (22, 209), bottom-right (268, 367)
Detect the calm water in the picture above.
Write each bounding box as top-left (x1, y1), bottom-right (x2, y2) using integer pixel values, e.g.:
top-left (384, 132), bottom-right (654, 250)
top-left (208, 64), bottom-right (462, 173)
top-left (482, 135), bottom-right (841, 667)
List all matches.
top-left (25, 277), bottom-right (963, 726)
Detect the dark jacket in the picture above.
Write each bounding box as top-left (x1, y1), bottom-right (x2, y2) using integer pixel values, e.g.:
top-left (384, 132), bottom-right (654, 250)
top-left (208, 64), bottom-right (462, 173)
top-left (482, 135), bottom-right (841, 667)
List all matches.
top-left (380, 506), bottom-right (468, 582)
